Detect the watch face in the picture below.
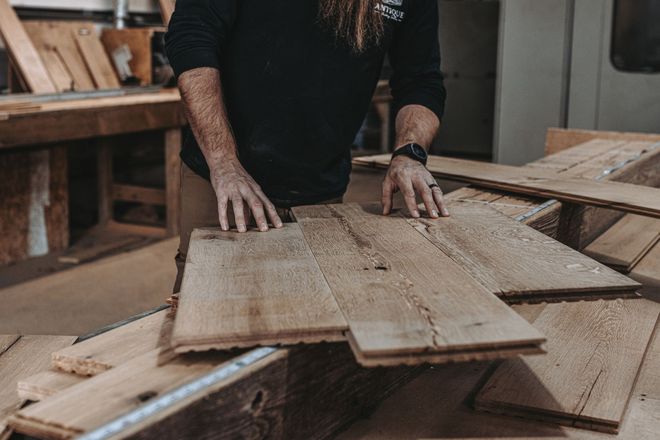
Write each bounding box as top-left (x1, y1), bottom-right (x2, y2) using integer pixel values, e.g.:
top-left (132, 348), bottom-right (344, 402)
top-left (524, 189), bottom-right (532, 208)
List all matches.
top-left (411, 144), bottom-right (427, 160)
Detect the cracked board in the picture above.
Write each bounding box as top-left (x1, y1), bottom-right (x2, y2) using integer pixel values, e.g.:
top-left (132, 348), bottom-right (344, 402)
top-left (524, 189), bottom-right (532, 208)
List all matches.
top-left (352, 146), bottom-right (660, 218)
top-left (475, 299), bottom-right (660, 433)
top-left (584, 214), bottom-right (660, 273)
top-left (409, 201), bottom-right (639, 303)
top-left (171, 224), bottom-right (348, 353)
top-left (292, 203), bottom-right (545, 367)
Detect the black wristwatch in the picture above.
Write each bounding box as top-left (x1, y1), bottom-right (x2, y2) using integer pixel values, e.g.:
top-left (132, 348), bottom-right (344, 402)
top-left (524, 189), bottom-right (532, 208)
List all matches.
top-left (391, 143), bottom-right (428, 166)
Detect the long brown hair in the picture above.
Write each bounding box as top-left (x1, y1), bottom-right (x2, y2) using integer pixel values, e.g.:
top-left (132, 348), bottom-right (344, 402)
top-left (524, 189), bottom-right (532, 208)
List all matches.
top-left (319, 0), bottom-right (384, 52)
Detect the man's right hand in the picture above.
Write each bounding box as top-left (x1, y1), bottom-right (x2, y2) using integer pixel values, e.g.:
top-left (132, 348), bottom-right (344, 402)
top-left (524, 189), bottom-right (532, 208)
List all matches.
top-left (210, 159), bottom-right (283, 233)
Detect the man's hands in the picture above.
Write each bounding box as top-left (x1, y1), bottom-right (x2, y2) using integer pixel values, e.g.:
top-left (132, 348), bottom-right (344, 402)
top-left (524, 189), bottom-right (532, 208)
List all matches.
top-left (210, 159), bottom-right (283, 233)
top-left (382, 155), bottom-right (449, 219)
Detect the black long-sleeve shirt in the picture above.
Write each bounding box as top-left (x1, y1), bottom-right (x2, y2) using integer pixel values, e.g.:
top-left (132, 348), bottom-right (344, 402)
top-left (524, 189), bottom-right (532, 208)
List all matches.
top-left (166, 0), bottom-right (446, 207)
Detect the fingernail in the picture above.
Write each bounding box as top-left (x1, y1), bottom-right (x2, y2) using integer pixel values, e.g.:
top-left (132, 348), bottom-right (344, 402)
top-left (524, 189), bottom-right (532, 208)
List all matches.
top-left (260, 223), bottom-right (268, 232)
top-left (431, 210), bottom-right (439, 218)
top-left (442, 208), bottom-right (450, 217)
top-left (238, 225), bottom-right (247, 232)
top-left (275, 221), bottom-right (283, 228)
top-left (412, 210), bottom-right (420, 218)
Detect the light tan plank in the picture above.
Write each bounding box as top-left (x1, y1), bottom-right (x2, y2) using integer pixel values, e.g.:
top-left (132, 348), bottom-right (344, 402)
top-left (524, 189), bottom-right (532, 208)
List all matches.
top-left (74, 30), bottom-right (120, 89)
top-left (293, 203), bottom-right (544, 367)
top-left (10, 348), bottom-right (275, 439)
top-left (172, 224), bottom-right (348, 352)
top-left (476, 299), bottom-right (660, 433)
top-left (17, 370), bottom-right (85, 402)
top-left (585, 215), bottom-right (660, 272)
top-left (411, 201), bottom-right (640, 303)
top-left (0, 0), bottom-right (56, 93)
top-left (353, 150), bottom-right (660, 218)
top-left (0, 335), bottom-right (76, 434)
top-left (52, 309), bottom-right (169, 376)
top-left (38, 48), bottom-right (73, 92)
top-left (545, 127), bottom-right (660, 156)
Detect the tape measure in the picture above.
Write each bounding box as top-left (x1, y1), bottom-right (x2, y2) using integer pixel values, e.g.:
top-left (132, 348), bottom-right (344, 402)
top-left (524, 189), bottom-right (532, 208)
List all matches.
top-left (78, 347), bottom-right (277, 440)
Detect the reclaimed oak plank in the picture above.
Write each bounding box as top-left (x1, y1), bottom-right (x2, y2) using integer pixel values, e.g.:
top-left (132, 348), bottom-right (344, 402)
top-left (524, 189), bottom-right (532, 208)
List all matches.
top-left (293, 203), bottom-right (544, 367)
top-left (171, 224), bottom-right (348, 353)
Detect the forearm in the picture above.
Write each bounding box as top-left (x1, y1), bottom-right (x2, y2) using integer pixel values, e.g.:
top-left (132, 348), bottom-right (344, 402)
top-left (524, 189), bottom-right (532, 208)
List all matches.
top-left (394, 104), bottom-right (440, 151)
top-left (178, 67), bottom-right (238, 169)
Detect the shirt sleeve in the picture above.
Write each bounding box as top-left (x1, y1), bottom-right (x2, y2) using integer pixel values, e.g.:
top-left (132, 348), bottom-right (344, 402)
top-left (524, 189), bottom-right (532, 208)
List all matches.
top-left (388, 0), bottom-right (446, 121)
top-left (164, 0), bottom-right (238, 79)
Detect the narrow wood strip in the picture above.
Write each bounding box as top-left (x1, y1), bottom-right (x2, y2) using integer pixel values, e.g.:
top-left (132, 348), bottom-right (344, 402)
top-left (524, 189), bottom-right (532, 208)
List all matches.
top-left (52, 309), bottom-right (169, 376)
top-left (171, 225), bottom-right (348, 353)
top-left (410, 201), bottom-right (639, 303)
top-left (293, 203), bottom-right (544, 366)
top-left (475, 299), bottom-right (660, 433)
top-left (630, 242), bottom-right (660, 295)
top-left (585, 214), bottom-right (660, 272)
top-left (353, 150), bottom-right (660, 218)
top-left (0, 0), bottom-right (56, 93)
top-left (75, 31), bottom-right (120, 89)
top-left (112, 183), bottom-right (166, 205)
top-left (17, 370), bottom-right (85, 402)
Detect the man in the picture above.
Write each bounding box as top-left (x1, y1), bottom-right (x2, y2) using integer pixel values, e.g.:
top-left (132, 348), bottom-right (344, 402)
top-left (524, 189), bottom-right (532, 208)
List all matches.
top-left (166, 0), bottom-right (447, 291)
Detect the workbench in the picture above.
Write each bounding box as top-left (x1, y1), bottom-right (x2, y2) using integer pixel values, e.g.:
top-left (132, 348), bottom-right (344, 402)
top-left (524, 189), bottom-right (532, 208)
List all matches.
top-left (0, 89), bottom-right (186, 266)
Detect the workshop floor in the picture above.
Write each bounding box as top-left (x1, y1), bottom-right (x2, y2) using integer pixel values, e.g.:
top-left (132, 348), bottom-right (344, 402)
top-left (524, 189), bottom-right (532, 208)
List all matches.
top-left (0, 169), bottom-right (463, 336)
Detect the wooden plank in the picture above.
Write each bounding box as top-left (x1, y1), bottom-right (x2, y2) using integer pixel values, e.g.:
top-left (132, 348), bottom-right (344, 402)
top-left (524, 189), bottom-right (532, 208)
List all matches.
top-left (164, 128), bottom-right (181, 236)
top-left (292, 203), bottom-right (545, 367)
top-left (101, 28), bottom-right (155, 86)
top-left (353, 152), bottom-right (660, 219)
top-left (10, 348), bottom-right (241, 439)
top-left (475, 299), bottom-right (660, 433)
top-left (113, 183), bottom-right (166, 205)
top-left (17, 370), bottom-right (85, 402)
top-left (172, 225), bottom-right (348, 352)
top-left (0, 91), bottom-right (185, 150)
top-left (38, 48), bottom-right (73, 92)
top-left (584, 214), bottom-right (660, 272)
top-left (546, 127), bottom-right (660, 156)
top-left (57, 235), bottom-right (142, 265)
top-left (0, 335), bottom-right (76, 437)
top-left (75, 30), bottom-right (121, 89)
top-left (0, 0), bottom-right (56, 93)
top-left (159, 0), bottom-right (175, 25)
top-left (22, 21), bottom-right (95, 91)
top-left (631, 242), bottom-right (660, 295)
top-left (52, 309), bottom-right (169, 375)
top-left (410, 201), bottom-right (640, 303)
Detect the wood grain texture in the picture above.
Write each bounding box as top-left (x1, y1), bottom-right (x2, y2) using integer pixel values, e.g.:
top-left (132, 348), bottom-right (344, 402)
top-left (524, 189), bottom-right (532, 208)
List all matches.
top-left (353, 150), bottom-right (660, 218)
top-left (0, 335), bottom-right (75, 436)
top-left (0, 0), bottom-right (56, 93)
top-left (10, 348), bottom-right (241, 439)
top-left (22, 21), bottom-right (96, 91)
top-left (172, 225), bottom-right (348, 352)
top-left (411, 201), bottom-right (640, 303)
top-left (631, 242), bottom-right (660, 295)
top-left (585, 214), bottom-right (660, 272)
top-left (546, 127), bottom-right (660, 156)
top-left (17, 370), bottom-right (85, 402)
top-left (293, 203), bottom-right (544, 367)
top-left (75, 30), bottom-right (120, 89)
top-left (52, 309), bottom-right (169, 376)
top-left (476, 299), bottom-right (660, 433)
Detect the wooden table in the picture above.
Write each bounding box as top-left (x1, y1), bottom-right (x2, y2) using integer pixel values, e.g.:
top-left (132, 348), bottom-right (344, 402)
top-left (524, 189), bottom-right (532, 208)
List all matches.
top-left (0, 89), bottom-right (187, 266)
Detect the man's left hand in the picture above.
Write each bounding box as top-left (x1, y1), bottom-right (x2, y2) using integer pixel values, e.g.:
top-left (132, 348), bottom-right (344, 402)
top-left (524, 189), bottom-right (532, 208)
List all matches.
top-left (382, 156), bottom-right (450, 218)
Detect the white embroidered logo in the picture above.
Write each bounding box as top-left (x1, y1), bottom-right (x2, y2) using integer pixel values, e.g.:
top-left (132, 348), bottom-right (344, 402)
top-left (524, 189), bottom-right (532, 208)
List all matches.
top-left (375, 1), bottom-right (405, 22)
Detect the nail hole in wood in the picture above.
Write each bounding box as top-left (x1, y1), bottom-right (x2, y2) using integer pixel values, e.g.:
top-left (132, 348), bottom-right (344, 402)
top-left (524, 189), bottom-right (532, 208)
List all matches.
top-left (137, 391), bottom-right (158, 402)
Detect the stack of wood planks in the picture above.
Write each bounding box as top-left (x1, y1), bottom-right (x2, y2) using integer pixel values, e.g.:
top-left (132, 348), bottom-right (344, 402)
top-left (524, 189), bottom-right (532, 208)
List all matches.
top-left (2, 131), bottom-right (659, 440)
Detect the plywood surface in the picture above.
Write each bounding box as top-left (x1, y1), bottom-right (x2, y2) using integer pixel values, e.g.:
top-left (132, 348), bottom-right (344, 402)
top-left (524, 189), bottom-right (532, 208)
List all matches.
top-left (75, 30), bottom-right (121, 89)
top-left (293, 203), bottom-right (544, 367)
top-left (476, 299), bottom-right (660, 432)
top-left (411, 201), bottom-right (639, 303)
top-left (172, 224), bottom-right (348, 352)
top-left (353, 148), bottom-right (660, 218)
top-left (52, 309), bottom-right (170, 375)
top-left (585, 214), bottom-right (660, 272)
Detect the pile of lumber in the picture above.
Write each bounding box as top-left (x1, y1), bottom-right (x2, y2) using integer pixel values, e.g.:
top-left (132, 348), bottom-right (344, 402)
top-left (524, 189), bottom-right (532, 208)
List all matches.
top-left (2, 131), bottom-right (659, 439)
